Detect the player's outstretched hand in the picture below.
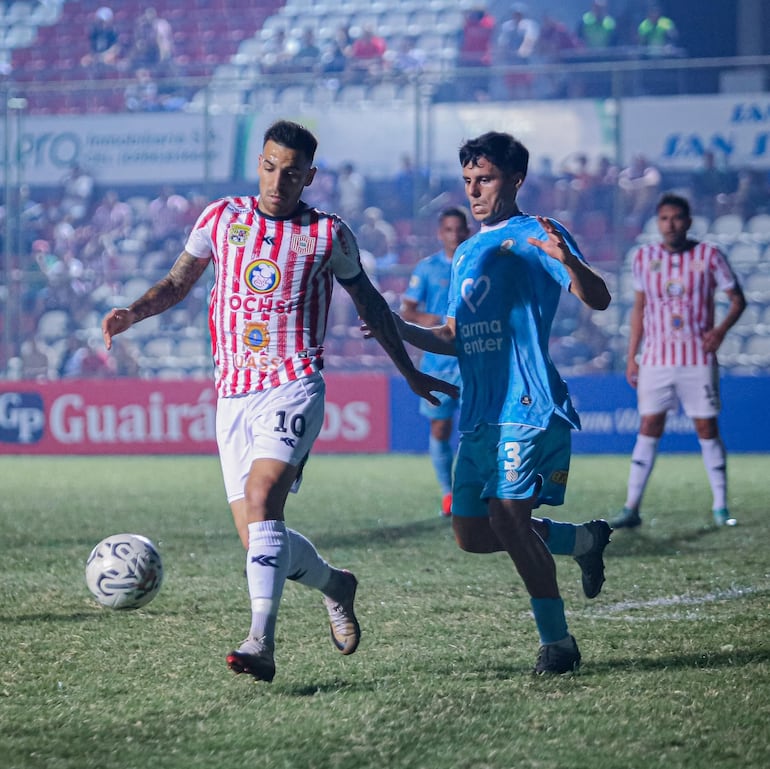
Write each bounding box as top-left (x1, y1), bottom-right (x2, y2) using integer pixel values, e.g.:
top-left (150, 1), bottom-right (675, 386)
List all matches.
top-left (407, 370), bottom-right (459, 406)
top-left (527, 215), bottom-right (571, 263)
top-left (102, 307), bottom-right (136, 350)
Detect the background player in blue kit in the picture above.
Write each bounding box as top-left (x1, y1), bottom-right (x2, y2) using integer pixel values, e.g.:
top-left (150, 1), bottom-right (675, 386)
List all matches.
top-left (391, 131), bottom-right (612, 674)
top-left (401, 207), bottom-right (471, 516)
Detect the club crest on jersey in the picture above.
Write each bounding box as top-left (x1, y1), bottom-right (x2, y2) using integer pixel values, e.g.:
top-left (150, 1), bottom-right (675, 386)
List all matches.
top-left (650, 260), bottom-right (662, 272)
top-left (228, 224), bottom-right (251, 246)
top-left (245, 259), bottom-right (281, 293)
top-left (290, 233), bottom-right (316, 256)
top-left (500, 239), bottom-right (516, 251)
top-left (243, 321), bottom-right (270, 351)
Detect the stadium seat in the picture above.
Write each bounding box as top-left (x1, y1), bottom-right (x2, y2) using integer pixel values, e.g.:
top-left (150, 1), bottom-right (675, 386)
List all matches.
top-left (729, 242), bottom-right (761, 268)
top-left (707, 214), bottom-right (744, 245)
top-left (745, 213), bottom-right (770, 244)
top-left (36, 310), bottom-right (70, 344)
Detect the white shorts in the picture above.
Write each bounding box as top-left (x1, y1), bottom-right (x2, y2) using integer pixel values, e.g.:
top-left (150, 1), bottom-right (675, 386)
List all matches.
top-left (216, 373), bottom-right (326, 503)
top-left (637, 364), bottom-right (720, 418)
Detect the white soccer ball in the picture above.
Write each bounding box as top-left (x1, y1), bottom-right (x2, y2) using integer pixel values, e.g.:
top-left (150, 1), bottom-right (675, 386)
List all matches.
top-left (85, 533), bottom-right (164, 609)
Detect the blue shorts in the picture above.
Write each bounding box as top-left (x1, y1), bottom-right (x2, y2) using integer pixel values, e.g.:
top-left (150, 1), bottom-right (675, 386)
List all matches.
top-left (452, 419), bottom-right (572, 518)
top-left (418, 366), bottom-right (462, 421)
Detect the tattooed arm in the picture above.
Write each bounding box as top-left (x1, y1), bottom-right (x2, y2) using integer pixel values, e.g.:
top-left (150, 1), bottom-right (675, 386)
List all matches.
top-left (102, 251), bottom-right (211, 349)
top-left (342, 271), bottom-right (459, 405)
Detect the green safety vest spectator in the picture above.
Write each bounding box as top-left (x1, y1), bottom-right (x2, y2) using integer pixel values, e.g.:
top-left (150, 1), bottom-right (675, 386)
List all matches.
top-left (638, 15), bottom-right (677, 47)
top-left (580, 11), bottom-right (616, 48)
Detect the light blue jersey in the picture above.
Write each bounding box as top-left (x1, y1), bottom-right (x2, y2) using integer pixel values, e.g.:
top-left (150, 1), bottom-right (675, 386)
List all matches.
top-left (404, 250), bottom-right (460, 377)
top-left (447, 214), bottom-right (583, 432)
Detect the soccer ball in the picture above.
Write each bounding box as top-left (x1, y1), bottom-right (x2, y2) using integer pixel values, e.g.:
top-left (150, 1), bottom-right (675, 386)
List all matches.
top-left (85, 533), bottom-right (163, 609)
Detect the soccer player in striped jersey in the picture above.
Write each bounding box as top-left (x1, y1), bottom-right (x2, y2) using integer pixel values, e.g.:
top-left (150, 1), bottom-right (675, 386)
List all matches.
top-left (384, 131), bottom-right (613, 674)
top-left (612, 193), bottom-right (746, 529)
top-left (102, 119), bottom-right (458, 683)
top-left (401, 207), bottom-right (471, 517)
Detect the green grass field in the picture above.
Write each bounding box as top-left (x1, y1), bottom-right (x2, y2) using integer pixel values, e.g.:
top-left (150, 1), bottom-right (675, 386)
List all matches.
top-left (1, 453), bottom-right (768, 769)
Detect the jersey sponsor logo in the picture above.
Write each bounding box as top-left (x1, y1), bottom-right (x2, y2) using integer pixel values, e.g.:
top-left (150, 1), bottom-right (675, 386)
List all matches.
top-left (227, 224), bottom-right (250, 246)
top-left (458, 318), bottom-right (503, 354)
top-left (501, 239), bottom-right (516, 251)
top-left (290, 233), bottom-right (316, 256)
top-left (550, 470), bottom-right (569, 486)
top-left (245, 259), bottom-right (281, 294)
top-left (0, 391), bottom-right (45, 444)
top-left (243, 321), bottom-right (270, 351)
top-left (233, 351), bottom-right (282, 373)
top-left (666, 280), bottom-right (684, 297)
top-left (460, 275), bottom-right (491, 313)
top-left (229, 294), bottom-right (295, 315)
top-left (671, 314), bottom-right (684, 329)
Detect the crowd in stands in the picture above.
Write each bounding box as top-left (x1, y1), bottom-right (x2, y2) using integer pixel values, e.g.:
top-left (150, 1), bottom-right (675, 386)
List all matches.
top-left (3, 141), bottom-right (770, 382)
top-left (4, 1), bottom-right (689, 112)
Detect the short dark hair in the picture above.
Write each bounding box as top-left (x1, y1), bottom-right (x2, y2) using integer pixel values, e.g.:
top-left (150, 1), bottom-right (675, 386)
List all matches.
top-left (263, 120), bottom-right (318, 163)
top-left (656, 192), bottom-right (690, 217)
top-left (459, 131), bottom-right (529, 179)
top-left (438, 206), bottom-right (469, 227)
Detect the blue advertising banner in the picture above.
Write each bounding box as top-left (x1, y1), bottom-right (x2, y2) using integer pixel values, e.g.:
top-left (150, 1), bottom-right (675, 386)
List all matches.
top-left (390, 375), bottom-right (770, 454)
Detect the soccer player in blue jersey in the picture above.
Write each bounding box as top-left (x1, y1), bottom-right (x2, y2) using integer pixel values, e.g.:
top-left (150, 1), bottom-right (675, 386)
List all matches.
top-left (401, 207), bottom-right (471, 517)
top-left (393, 131), bottom-right (612, 673)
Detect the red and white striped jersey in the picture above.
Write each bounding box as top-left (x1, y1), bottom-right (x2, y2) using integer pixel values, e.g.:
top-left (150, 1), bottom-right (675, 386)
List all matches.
top-left (185, 196), bottom-right (362, 397)
top-left (632, 240), bottom-right (738, 366)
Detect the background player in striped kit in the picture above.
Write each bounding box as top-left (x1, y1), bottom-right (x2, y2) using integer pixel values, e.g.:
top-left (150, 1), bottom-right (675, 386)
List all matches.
top-left (102, 119), bottom-right (458, 683)
top-left (612, 193), bottom-right (746, 529)
top-left (400, 207), bottom-right (471, 517)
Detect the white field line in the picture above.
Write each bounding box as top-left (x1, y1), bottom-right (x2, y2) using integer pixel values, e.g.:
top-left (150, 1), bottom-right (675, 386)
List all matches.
top-left (572, 585), bottom-right (769, 622)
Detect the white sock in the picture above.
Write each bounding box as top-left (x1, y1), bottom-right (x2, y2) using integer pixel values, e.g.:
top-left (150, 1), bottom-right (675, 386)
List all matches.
top-left (699, 437), bottom-right (727, 510)
top-left (246, 520), bottom-right (290, 648)
top-left (285, 528), bottom-right (333, 591)
top-left (625, 434), bottom-right (659, 510)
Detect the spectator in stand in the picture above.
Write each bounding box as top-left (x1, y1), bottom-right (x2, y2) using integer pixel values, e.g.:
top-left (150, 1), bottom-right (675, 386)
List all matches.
top-left (457, 6), bottom-right (495, 101)
top-left (337, 162), bottom-right (365, 227)
top-left (348, 25), bottom-right (387, 86)
top-left (292, 27), bottom-right (322, 74)
top-left (61, 334), bottom-right (117, 379)
top-left (690, 150), bottom-right (737, 221)
top-left (535, 13), bottom-right (581, 98)
top-left (81, 7), bottom-right (123, 72)
top-left (124, 67), bottom-right (162, 111)
top-left (730, 168), bottom-right (769, 220)
top-left (259, 27), bottom-right (294, 81)
top-left (92, 190), bottom-right (133, 242)
top-left (130, 7), bottom-right (174, 74)
top-left (637, 3), bottom-right (678, 50)
top-left (493, 2), bottom-right (539, 99)
top-left (19, 337), bottom-right (52, 381)
top-left (618, 154), bottom-right (662, 231)
top-left (357, 207), bottom-right (398, 275)
top-left (59, 163), bottom-right (95, 225)
top-left (147, 186), bottom-right (188, 250)
top-left (578, 1), bottom-right (617, 49)
top-left (387, 34), bottom-right (426, 86)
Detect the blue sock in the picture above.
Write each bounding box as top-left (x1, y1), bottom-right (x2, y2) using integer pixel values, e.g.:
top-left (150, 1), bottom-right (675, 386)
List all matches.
top-left (540, 517), bottom-right (576, 556)
top-left (429, 435), bottom-right (453, 495)
top-left (530, 597), bottom-right (569, 644)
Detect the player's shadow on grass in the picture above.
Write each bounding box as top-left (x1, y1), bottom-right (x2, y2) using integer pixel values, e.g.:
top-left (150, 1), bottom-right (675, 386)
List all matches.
top-left (468, 646), bottom-right (770, 680)
top-left (312, 517), bottom-right (451, 551)
top-left (605, 525), bottom-right (722, 557)
top-left (583, 646), bottom-right (770, 674)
